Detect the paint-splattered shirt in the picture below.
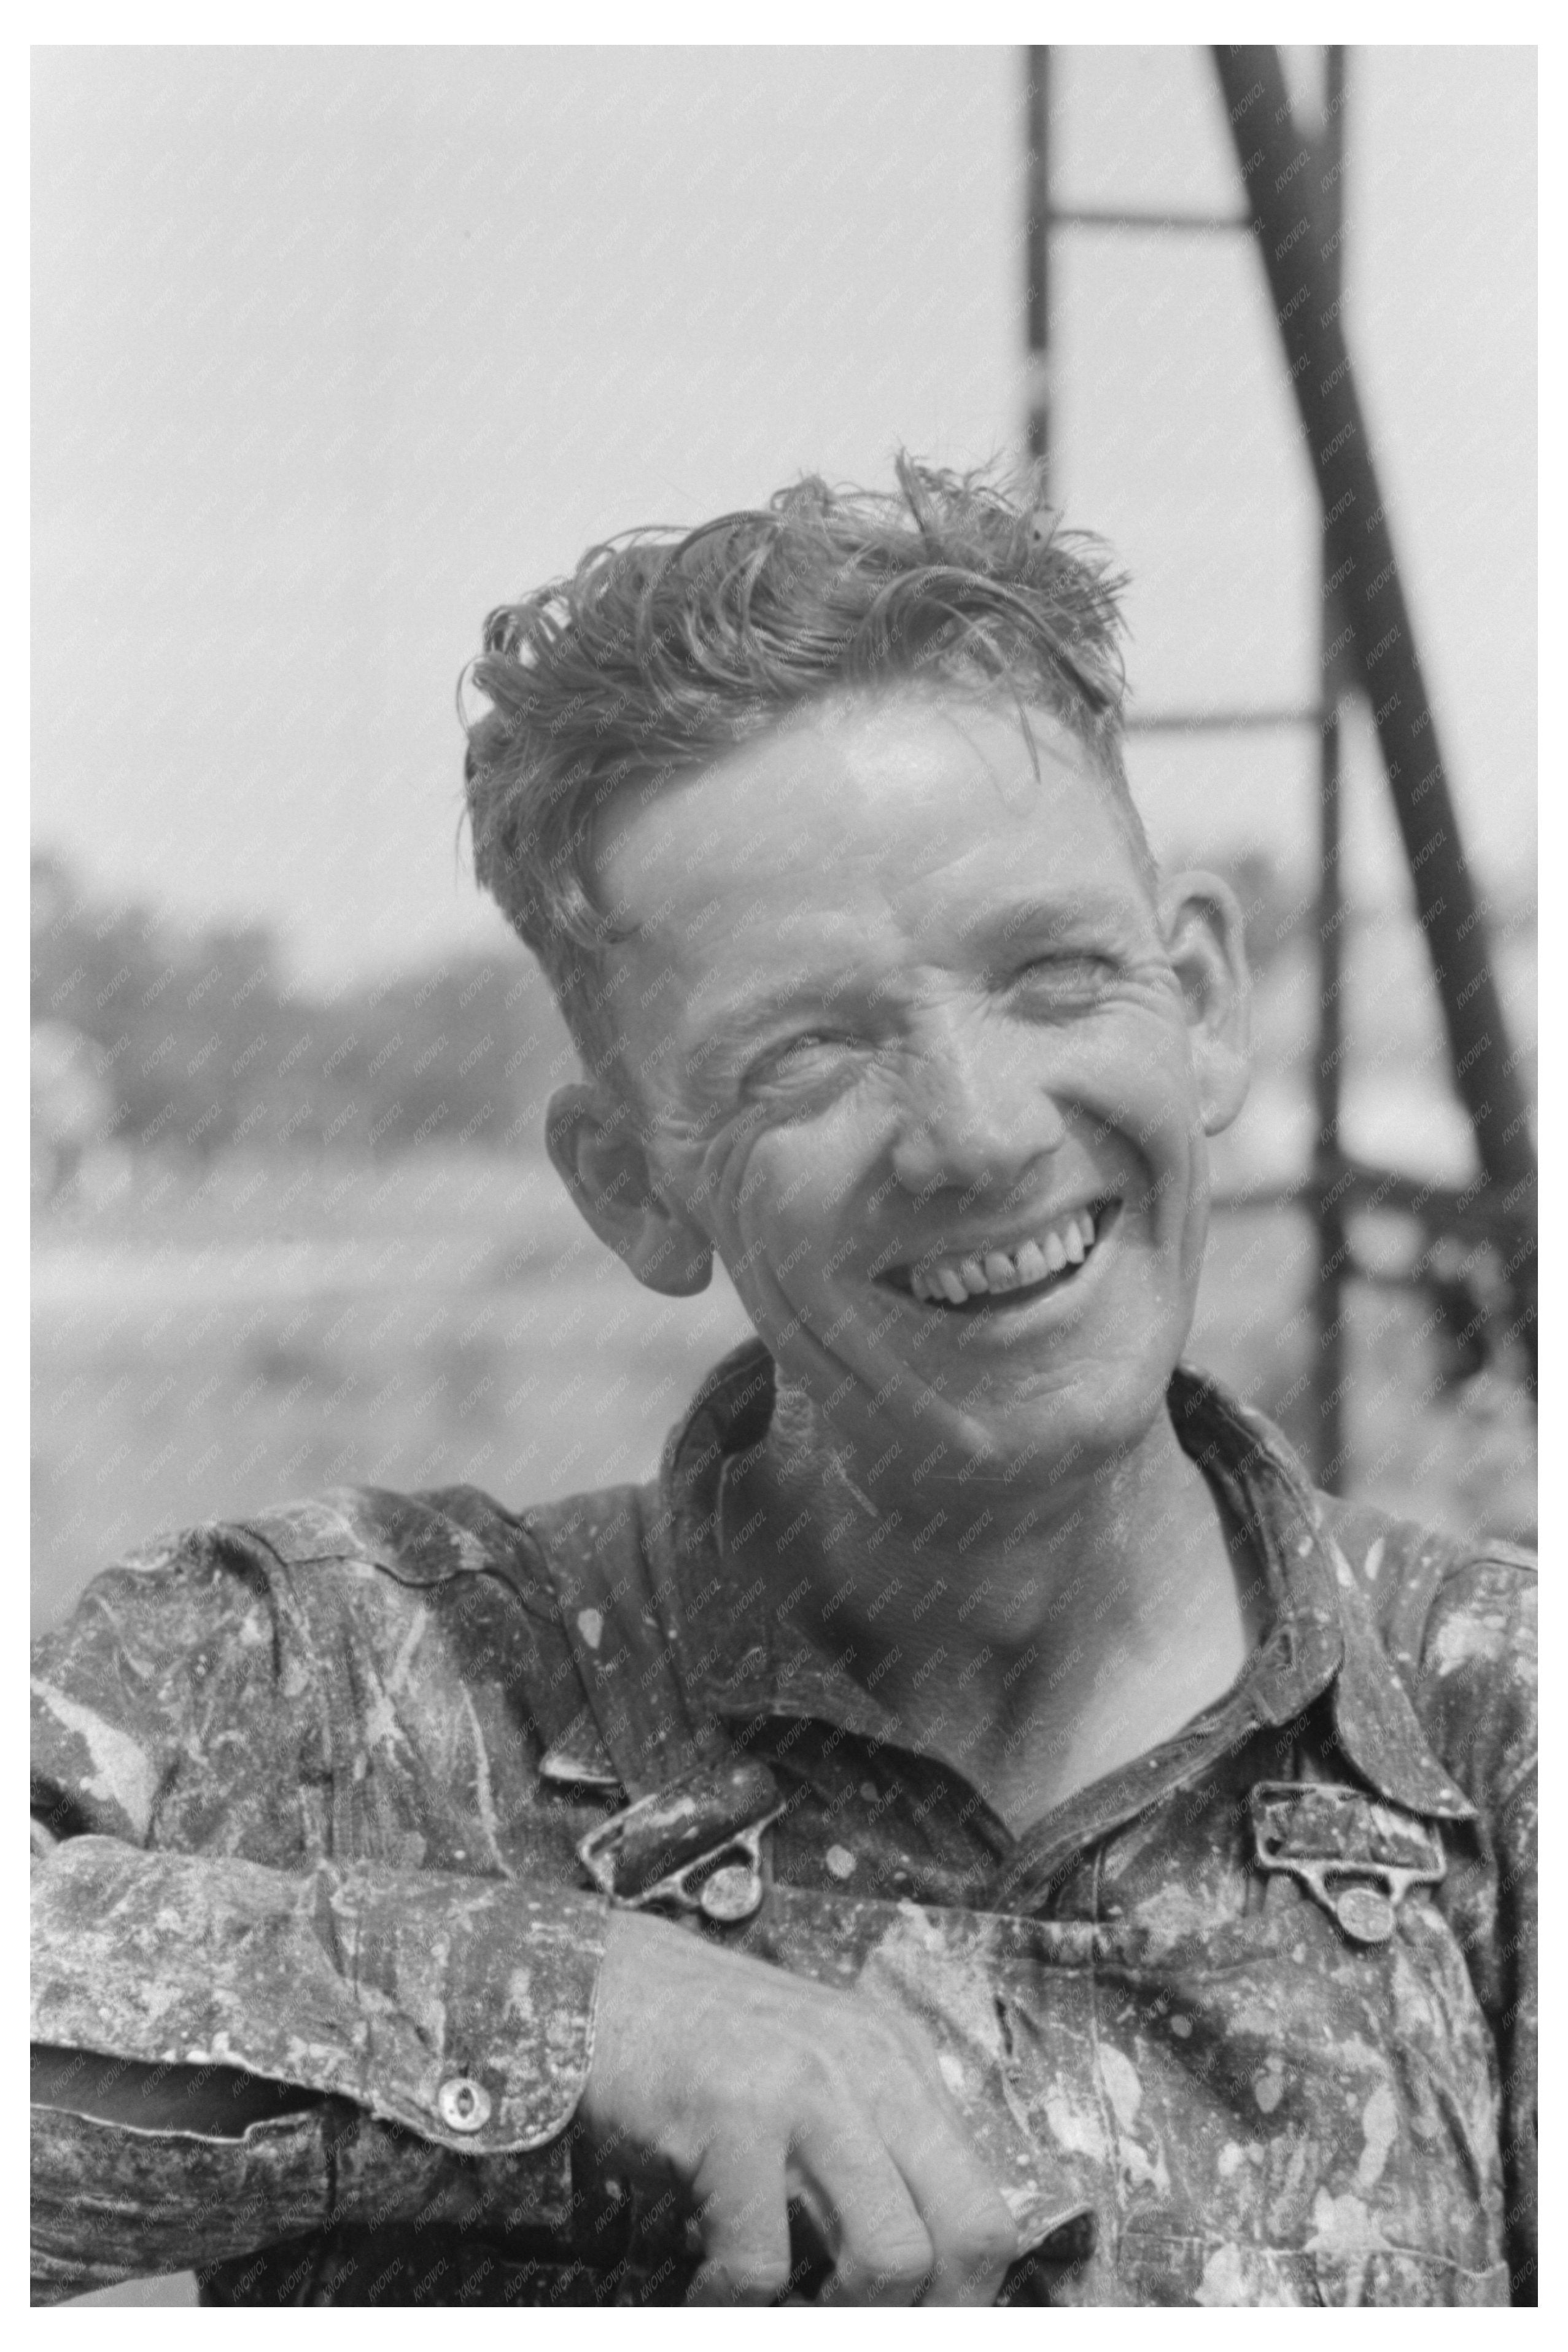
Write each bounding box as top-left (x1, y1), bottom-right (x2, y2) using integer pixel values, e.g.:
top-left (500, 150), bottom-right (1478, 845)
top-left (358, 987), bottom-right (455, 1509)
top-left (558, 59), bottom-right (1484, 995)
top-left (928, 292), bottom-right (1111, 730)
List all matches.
top-left (31, 1346), bottom-right (1536, 2305)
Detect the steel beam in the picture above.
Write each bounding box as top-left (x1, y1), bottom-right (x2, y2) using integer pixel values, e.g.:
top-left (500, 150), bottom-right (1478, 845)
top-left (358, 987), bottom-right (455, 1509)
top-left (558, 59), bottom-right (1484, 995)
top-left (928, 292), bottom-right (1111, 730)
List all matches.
top-left (1312, 44), bottom-right (1349, 1488)
top-left (1023, 47), bottom-right (1051, 473)
top-left (1211, 47), bottom-right (1536, 1224)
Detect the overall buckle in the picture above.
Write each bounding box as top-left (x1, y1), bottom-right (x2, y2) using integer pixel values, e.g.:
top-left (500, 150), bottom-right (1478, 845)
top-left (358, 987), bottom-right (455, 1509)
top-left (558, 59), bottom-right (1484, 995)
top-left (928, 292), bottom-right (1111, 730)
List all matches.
top-left (577, 1758), bottom-right (785, 1925)
top-left (1249, 1780), bottom-right (1446, 1944)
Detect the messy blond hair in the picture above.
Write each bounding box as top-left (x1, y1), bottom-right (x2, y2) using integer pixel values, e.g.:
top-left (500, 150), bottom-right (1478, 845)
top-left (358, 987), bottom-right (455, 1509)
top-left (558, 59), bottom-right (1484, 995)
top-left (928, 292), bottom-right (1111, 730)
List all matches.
top-left (462, 457), bottom-right (1141, 1068)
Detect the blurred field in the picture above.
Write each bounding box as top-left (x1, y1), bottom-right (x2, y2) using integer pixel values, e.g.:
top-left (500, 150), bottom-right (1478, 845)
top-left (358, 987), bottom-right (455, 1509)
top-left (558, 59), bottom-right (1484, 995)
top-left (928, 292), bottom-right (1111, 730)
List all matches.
top-left (31, 1148), bottom-right (754, 1634)
top-left (33, 1142), bottom-right (1534, 1639)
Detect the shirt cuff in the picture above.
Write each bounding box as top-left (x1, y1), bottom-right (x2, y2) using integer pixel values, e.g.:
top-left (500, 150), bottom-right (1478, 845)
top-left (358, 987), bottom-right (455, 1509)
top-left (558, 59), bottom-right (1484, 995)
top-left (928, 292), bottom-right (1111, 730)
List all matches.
top-left (31, 2089), bottom-right (587, 2302)
top-left (32, 1837), bottom-right (610, 2162)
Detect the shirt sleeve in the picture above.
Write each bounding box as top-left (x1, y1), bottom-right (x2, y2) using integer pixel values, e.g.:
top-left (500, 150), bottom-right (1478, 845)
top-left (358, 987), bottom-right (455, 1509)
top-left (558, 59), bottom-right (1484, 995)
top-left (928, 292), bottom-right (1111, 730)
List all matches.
top-left (1408, 1551), bottom-right (1537, 2306)
top-left (30, 2068), bottom-right (593, 2305)
top-left (31, 1514), bottom-right (610, 2301)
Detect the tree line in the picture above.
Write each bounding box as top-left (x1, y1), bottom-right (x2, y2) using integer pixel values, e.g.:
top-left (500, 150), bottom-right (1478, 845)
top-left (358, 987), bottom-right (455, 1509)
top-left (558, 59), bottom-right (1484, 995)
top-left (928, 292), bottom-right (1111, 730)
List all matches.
top-left (31, 856), bottom-right (577, 1163)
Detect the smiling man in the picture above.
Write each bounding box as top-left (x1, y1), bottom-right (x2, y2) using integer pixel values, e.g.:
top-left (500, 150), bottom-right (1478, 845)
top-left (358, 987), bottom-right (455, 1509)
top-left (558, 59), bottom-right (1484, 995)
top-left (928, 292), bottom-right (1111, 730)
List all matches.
top-left (548, 681), bottom-right (1261, 1834)
top-left (32, 465), bottom-right (1535, 2307)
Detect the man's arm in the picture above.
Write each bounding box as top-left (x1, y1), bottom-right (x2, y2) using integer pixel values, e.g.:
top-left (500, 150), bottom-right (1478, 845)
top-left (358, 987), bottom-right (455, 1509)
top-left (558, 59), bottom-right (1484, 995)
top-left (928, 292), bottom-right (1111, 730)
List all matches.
top-left (29, 1834), bottom-right (608, 2300)
top-left (29, 1523), bottom-right (608, 2300)
top-left (32, 2052), bottom-right (464, 2303)
top-left (1492, 1756), bottom-right (1537, 2303)
top-left (32, 1513), bottom-right (1021, 2306)
top-left (1403, 1550), bottom-right (1537, 2305)
top-left (29, 2041), bottom-right (616, 2305)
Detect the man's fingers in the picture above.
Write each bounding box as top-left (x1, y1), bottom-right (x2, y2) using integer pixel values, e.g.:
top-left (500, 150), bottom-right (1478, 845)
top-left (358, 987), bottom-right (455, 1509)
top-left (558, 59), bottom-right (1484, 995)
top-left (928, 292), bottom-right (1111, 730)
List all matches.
top-left (902, 2171), bottom-right (1020, 2307)
top-left (799, 2119), bottom-right (937, 2307)
top-left (685, 2145), bottom-right (793, 2306)
top-left (866, 2033), bottom-right (1022, 2305)
top-left (584, 1913), bottom-right (1019, 2307)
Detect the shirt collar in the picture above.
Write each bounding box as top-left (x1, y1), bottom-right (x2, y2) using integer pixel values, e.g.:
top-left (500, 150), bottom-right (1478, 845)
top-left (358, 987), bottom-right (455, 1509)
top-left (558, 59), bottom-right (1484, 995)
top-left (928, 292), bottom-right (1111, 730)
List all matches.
top-left (646, 1339), bottom-right (1472, 1823)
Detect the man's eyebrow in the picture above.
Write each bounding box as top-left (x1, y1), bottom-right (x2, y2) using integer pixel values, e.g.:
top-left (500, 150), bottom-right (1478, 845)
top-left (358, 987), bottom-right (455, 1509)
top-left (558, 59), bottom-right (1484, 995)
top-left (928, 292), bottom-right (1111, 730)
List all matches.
top-left (979, 889), bottom-right (1130, 944)
top-left (681, 892), bottom-right (1135, 1052)
top-left (681, 969), bottom-right (844, 1052)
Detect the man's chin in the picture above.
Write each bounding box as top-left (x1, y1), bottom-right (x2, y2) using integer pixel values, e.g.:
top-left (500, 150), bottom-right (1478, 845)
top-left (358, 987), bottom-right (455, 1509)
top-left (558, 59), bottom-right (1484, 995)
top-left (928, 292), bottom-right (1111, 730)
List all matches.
top-left (874, 1353), bottom-right (1176, 1486)
top-left (751, 1293), bottom-right (1176, 1468)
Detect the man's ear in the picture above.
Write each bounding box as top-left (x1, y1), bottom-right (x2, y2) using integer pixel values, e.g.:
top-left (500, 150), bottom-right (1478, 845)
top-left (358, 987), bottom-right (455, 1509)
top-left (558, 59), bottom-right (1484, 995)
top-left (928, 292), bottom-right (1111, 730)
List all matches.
top-left (1157, 870), bottom-right (1252, 1136)
top-left (545, 1083), bottom-right (714, 1297)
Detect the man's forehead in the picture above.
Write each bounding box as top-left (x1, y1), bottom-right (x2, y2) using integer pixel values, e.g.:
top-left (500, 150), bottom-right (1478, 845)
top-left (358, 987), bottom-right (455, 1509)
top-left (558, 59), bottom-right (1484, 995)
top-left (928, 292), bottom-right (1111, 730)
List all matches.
top-left (594, 687), bottom-right (1126, 932)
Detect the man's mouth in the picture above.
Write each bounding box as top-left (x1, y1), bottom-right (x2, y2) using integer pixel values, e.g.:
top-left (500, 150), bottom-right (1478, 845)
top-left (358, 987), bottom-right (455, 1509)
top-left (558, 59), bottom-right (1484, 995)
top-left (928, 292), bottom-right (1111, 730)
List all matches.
top-left (878, 1198), bottom-right (1120, 1313)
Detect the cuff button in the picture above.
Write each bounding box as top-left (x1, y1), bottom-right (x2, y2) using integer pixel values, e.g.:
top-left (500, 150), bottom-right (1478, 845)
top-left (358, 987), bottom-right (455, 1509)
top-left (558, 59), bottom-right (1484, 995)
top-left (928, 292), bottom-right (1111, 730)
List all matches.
top-left (438, 2075), bottom-right (492, 2133)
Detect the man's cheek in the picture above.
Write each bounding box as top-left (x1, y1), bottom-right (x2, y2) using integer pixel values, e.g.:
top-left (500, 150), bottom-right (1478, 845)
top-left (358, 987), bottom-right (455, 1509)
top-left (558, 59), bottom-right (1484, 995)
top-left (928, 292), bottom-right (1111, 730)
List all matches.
top-left (728, 1198), bottom-right (825, 1312)
top-left (659, 1117), bottom-right (751, 1227)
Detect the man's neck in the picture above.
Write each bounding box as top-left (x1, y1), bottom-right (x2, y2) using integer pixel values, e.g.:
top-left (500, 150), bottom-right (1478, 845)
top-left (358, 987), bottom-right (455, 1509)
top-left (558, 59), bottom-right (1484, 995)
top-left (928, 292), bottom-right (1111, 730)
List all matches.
top-left (724, 1391), bottom-right (1269, 1834)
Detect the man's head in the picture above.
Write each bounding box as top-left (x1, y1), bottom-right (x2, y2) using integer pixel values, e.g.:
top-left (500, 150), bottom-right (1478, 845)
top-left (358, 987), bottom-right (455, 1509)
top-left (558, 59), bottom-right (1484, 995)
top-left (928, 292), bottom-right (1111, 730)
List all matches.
top-left (464, 462), bottom-right (1251, 1490)
top-left (464, 459), bottom-right (1147, 1071)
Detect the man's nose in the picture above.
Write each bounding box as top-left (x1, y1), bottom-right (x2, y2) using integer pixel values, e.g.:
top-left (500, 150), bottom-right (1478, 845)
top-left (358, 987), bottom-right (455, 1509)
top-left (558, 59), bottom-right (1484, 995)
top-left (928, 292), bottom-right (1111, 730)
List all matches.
top-left (885, 1016), bottom-right (1068, 1196)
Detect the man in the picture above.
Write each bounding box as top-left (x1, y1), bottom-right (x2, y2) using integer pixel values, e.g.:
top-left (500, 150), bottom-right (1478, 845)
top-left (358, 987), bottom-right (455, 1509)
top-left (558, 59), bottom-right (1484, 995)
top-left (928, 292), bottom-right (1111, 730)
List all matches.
top-left (31, 464), bottom-right (1535, 2306)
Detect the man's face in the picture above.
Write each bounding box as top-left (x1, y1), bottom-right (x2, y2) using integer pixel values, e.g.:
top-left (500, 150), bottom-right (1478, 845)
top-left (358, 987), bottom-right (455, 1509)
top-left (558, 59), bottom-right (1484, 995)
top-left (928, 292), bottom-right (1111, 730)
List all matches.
top-left (575, 686), bottom-right (1249, 1489)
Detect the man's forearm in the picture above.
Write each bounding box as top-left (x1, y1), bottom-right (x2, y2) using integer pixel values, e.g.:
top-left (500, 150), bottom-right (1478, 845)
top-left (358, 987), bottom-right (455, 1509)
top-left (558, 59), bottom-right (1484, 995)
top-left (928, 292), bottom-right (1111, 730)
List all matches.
top-left (30, 2060), bottom-right (587, 2304)
top-left (31, 1833), bottom-right (607, 2298)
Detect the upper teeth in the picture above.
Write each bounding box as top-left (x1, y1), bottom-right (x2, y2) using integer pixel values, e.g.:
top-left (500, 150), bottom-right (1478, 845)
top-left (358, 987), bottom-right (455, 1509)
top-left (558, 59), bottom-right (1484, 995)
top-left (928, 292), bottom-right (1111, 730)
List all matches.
top-left (909, 1208), bottom-right (1098, 1304)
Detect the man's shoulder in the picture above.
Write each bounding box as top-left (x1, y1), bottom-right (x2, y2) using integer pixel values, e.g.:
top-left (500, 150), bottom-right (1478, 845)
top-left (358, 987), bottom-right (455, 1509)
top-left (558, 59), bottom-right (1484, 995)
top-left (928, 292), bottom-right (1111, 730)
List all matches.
top-left (1178, 1365), bottom-right (1536, 1666)
top-left (1315, 1490), bottom-right (1535, 1793)
top-left (33, 1474), bottom-right (656, 1819)
top-left (1316, 1488), bottom-right (1535, 1644)
top-left (41, 1474), bottom-right (655, 1657)
top-left (234, 1481), bottom-right (530, 1586)
top-left (226, 1475), bottom-right (660, 1621)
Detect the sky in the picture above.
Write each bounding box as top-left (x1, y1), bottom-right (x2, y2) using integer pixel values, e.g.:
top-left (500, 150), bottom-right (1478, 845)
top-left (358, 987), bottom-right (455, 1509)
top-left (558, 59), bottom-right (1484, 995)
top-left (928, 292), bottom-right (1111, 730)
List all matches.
top-left (33, 45), bottom-right (1536, 992)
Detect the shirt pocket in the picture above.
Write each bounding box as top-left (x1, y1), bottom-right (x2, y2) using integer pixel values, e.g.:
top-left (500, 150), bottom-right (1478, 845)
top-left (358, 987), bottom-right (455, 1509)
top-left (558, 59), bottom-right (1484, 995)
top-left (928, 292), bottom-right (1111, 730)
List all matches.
top-left (1116, 2231), bottom-right (1511, 2307)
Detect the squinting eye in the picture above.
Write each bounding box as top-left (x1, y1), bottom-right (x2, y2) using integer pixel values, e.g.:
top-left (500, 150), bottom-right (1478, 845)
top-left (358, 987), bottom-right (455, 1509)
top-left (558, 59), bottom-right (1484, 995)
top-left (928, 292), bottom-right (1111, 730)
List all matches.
top-left (1012, 954), bottom-right (1111, 989)
top-left (749, 1033), bottom-right (848, 1087)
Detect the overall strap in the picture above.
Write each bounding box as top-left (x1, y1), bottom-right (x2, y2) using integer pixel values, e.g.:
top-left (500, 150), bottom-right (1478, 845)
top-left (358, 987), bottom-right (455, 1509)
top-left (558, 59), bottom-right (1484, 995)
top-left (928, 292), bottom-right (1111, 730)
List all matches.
top-left (514, 1484), bottom-right (720, 1799)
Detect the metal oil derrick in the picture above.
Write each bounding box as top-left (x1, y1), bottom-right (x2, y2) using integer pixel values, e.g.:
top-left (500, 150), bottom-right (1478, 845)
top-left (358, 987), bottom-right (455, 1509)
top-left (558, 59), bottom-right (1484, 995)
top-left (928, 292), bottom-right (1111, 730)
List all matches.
top-left (1023, 44), bottom-right (1537, 1489)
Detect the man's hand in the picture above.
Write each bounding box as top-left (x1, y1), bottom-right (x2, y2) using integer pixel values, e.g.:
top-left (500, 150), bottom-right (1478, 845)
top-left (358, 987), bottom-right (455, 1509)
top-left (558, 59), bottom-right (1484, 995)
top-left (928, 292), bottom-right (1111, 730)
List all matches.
top-left (578, 1906), bottom-right (1021, 2306)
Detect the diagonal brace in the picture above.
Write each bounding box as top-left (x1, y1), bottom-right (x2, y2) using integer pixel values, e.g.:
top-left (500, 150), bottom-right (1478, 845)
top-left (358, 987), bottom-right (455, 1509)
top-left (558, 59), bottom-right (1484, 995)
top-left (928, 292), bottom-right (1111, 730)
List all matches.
top-left (1211, 46), bottom-right (1535, 1227)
